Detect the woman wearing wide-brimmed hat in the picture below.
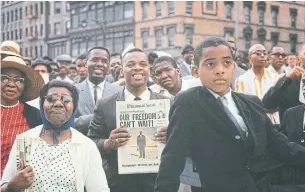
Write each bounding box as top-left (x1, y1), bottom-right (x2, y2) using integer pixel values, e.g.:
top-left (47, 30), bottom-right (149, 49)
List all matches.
top-left (1, 56), bottom-right (44, 176)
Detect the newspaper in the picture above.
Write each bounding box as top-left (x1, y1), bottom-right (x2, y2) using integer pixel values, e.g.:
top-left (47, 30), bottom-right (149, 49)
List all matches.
top-left (16, 135), bottom-right (32, 169)
top-left (299, 73), bottom-right (305, 104)
top-left (180, 157), bottom-right (202, 187)
top-left (116, 99), bottom-right (170, 174)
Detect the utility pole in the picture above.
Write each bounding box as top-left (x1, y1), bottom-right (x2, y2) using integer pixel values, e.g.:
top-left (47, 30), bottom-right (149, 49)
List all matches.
top-left (235, 1), bottom-right (239, 51)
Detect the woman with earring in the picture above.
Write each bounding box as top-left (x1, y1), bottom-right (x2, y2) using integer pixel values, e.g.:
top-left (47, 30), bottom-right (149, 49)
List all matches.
top-left (1, 56), bottom-right (44, 176)
top-left (1, 80), bottom-right (110, 192)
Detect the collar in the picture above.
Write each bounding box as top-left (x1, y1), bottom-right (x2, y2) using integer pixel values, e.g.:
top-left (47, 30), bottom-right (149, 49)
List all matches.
top-left (124, 87), bottom-right (150, 101)
top-left (87, 78), bottom-right (105, 89)
top-left (206, 87), bottom-right (232, 101)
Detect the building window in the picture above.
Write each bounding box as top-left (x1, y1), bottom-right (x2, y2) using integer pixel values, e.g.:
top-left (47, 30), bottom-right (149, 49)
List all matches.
top-left (141, 30), bottom-right (149, 49)
top-left (290, 8), bottom-right (297, 28)
top-left (54, 22), bottom-right (60, 36)
top-left (66, 2), bottom-right (70, 11)
top-left (40, 45), bottom-right (43, 57)
top-left (224, 28), bottom-right (234, 41)
top-left (155, 27), bottom-right (163, 48)
top-left (257, 28), bottom-right (266, 45)
top-left (114, 3), bottom-right (123, 21)
top-left (19, 8), bottom-right (22, 20)
top-left (25, 7), bottom-right (28, 16)
top-left (54, 1), bottom-right (61, 14)
top-left (184, 26), bottom-right (193, 44)
top-left (155, 1), bottom-right (162, 18)
top-left (186, 1), bottom-right (192, 16)
top-left (124, 2), bottom-right (133, 19)
top-left (290, 34), bottom-right (297, 54)
top-left (19, 29), bottom-right (22, 39)
top-left (6, 32), bottom-right (9, 40)
top-left (124, 34), bottom-right (133, 50)
top-left (271, 32), bottom-right (279, 47)
top-left (206, 1), bottom-right (214, 11)
top-left (15, 9), bottom-right (18, 21)
top-left (35, 46), bottom-right (38, 57)
top-left (142, 2), bottom-right (148, 20)
top-left (30, 5), bottom-right (33, 15)
top-left (7, 12), bottom-right (9, 23)
top-left (40, 2), bottom-right (44, 14)
top-left (30, 26), bottom-right (33, 36)
top-left (2, 33), bottom-right (5, 41)
top-left (224, 2), bottom-right (233, 20)
top-left (168, 1), bottom-right (175, 16)
top-left (2, 13), bottom-right (4, 25)
top-left (25, 48), bottom-right (28, 57)
top-left (15, 30), bottom-right (18, 40)
top-left (35, 25), bottom-right (37, 36)
top-left (35, 3), bottom-right (38, 15)
top-left (11, 31), bottom-right (13, 39)
top-left (105, 6), bottom-right (114, 22)
top-left (88, 4), bottom-right (96, 21)
top-left (244, 3), bottom-right (252, 24)
top-left (40, 24), bottom-right (43, 36)
top-left (25, 28), bottom-right (28, 36)
top-left (66, 21), bottom-right (70, 32)
top-left (271, 6), bottom-right (278, 26)
top-left (257, 2), bottom-right (266, 26)
top-left (11, 11), bottom-right (14, 22)
top-left (167, 27), bottom-right (176, 47)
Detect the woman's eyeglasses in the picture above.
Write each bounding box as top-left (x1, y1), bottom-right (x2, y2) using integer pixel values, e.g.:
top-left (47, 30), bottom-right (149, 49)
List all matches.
top-left (45, 94), bottom-right (73, 104)
top-left (1, 74), bottom-right (25, 85)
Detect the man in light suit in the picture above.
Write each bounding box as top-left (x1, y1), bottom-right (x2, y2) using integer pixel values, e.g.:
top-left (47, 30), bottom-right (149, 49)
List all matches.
top-left (87, 48), bottom-right (169, 192)
top-left (137, 131), bottom-right (146, 158)
top-left (75, 46), bottom-right (122, 135)
top-left (155, 37), bottom-right (305, 192)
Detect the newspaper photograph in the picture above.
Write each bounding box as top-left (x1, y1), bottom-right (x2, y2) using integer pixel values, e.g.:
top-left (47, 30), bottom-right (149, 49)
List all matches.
top-left (16, 135), bottom-right (32, 169)
top-left (299, 73), bottom-right (305, 104)
top-left (116, 99), bottom-right (170, 174)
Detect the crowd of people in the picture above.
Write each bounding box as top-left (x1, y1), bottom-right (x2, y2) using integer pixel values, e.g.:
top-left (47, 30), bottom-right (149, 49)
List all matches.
top-left (1, 36), bottom-right (305, 192)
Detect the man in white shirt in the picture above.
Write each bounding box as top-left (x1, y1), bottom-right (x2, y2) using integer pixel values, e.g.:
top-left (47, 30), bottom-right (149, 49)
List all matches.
top-left (235, 44), bottom-right (280, 125)
top-left (74, 47), bottom-right (122, 135)
top-left (87, 48), bottom-right (169, 192)
top-left (56, 54), bottom-right (74, 84)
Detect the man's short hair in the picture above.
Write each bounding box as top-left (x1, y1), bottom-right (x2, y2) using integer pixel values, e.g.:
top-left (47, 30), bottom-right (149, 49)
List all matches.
top-left (110, 53), bottom-right (122, 60)
top-left (86, 46), bottom-right (110, 60)
top-left (76, 53), bottom-right (86, 60)
top-left (153, 56), bottom-right (178, 69)
top-left (122, 48), bottom-right (145, 58)
top-left (194, 37), bottom-right (232, 67)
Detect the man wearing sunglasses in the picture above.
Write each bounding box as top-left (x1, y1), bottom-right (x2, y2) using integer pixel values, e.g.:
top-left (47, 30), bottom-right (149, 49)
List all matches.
top-left (267, 46), bottom-right (286, 75)
top-left (263, 46), bottom-right (305, 122)
top-left (235, 44), bottom-right (280, 125)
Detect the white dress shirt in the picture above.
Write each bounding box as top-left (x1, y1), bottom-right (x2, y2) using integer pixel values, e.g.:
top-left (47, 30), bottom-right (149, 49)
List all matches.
top-left (124, 88), bottom-right (150, 101)
top-left (87, 79), bottom-right (105, 103)
top-left (207, 88), bottom-right (248, 135)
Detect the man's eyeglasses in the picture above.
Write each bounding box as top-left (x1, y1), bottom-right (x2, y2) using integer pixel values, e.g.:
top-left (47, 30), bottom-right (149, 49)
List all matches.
top-left (251, 50), bottom-right (268, 56)
top-left (1, 74), bottom-right (25, 85)
top-left (45, 94), bottom-right (73, 104)
top-left (271, 52), bottom-right (287, 58)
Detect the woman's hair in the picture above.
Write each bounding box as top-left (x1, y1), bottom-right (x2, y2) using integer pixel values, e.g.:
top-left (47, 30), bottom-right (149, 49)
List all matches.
top-left (194, 37), bottom-right (232, 67)
top-left (39, 80), bottom-right (79, 111)
top-left (2, 67), bottom-right (28, 102)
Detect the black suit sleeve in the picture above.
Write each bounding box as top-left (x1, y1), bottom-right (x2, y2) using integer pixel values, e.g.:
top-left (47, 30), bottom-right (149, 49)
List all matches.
top-left (155, 95), bottom-right (193, 192)
top-left (262, 75), bottom-right (292, 110)
top-left (87, 99), bottom-right (112, 158)
top-left (264, 109), bottom-right (305, 167)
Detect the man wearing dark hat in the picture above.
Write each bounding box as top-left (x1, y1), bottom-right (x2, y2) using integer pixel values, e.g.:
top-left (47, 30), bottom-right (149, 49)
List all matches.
top-left (56, 54), bottom-right (73, 84)
top-left (31, 57), bottom-right (51, 84)
top-left (179, 44), bottom-right (194, 78)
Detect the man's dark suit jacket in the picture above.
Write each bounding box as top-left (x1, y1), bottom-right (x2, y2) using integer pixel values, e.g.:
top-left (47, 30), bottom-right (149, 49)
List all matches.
top-left (155, 86), bottom-right (305, 192)
top-left (280, 104), bottom-right (305, 147)
top-left (262, 76), bottom-right (301, 121)
top-left (87, 88), bottom-right (170, 192)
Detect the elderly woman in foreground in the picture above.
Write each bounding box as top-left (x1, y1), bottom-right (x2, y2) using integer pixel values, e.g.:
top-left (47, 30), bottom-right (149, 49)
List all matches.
top-left (1, 80), bottom-right (109, 192)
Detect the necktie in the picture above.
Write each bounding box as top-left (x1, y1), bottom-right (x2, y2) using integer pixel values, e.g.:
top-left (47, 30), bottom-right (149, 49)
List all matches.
top-left (134, 97), bottom-right (141, 101)
top-left (94, 85), bottom-right (98, 104)
top-left (217, 96), bottom-right (248, 140)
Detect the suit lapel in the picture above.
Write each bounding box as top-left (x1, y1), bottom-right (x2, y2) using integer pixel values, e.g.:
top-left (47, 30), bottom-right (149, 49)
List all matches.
top-left (196, 87), bottom-right (242, 141)
top-left (80, 81), bottom-right (95, 113)
top-left (103, 82), bottom-right (112, 98)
